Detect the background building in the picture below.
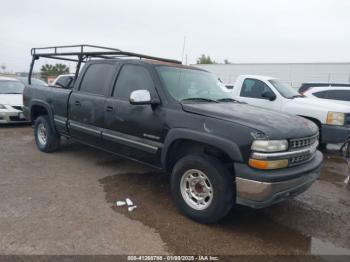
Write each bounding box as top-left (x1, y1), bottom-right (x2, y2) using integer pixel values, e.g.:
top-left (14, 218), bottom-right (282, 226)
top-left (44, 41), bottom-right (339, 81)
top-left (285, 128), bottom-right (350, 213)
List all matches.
top-left (193, 63), bottom-right (350, 88)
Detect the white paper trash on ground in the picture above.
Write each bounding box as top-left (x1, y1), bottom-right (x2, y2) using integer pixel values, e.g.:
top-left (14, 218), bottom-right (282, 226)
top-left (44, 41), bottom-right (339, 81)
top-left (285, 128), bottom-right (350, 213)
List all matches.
top-left (128, 206), bottom-right (137, 212)
top-left (126, 198), bottom-right (133, 206)
top-left (116, 201), bottom-right (126, 207)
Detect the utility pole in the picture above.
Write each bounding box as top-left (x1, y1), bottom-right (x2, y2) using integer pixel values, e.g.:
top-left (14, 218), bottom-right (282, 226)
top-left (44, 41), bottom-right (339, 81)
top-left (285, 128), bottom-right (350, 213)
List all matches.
top-left (181, 36), bottom-right (186, 64)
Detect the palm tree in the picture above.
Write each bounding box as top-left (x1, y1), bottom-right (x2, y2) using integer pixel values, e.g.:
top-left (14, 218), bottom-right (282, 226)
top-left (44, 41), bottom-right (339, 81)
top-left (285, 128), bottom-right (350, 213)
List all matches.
top-left (41, 63), bottom-right (70, 80)
top-left (41, 64), bottom-right (55, 79)
top-left (54, 63), bottom-right (70, 74)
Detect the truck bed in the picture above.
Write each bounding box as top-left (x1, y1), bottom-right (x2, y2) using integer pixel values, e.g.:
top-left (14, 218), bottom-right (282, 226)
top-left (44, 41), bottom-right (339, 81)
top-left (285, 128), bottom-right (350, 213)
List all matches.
top-left (23, 85), bottom-right (72, 134)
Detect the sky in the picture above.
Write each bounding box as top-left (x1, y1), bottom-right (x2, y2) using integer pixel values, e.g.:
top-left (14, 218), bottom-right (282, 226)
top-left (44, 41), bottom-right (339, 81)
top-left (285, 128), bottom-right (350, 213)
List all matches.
top-left (1, 0), bottom-right (350, 72)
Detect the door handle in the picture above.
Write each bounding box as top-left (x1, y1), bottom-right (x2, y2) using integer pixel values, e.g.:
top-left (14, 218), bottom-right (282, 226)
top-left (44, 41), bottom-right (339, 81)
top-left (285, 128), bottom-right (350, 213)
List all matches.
top-left (106, 106), bottom-right (113, 112)
top-left (74, 101), bottom-right (81, 106)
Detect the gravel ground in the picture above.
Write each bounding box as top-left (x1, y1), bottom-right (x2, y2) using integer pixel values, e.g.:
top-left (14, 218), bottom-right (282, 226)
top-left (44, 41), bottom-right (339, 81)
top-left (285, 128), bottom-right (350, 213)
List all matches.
top-left (0, 125), bottom-right (349, 255)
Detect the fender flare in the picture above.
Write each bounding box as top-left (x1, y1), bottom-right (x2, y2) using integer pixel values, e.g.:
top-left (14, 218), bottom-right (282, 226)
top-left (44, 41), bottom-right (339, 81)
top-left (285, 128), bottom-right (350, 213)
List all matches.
top-left (30, 100), bottom-right (56, 130)
top-left (161, 128), bottom-right (243, 168)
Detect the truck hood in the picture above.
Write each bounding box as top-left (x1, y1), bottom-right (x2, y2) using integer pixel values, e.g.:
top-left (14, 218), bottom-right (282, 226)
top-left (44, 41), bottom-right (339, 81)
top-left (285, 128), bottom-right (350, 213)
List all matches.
top-left (292, 97), bottom-right (350, 112)
top-left (0, 94), bottom-right (23, 106)
top-left (182, 103), bottom-right (318, 139)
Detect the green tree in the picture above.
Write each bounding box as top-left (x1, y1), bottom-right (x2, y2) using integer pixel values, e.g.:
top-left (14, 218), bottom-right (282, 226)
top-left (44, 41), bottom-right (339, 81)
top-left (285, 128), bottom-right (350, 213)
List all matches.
top-left (196, 54), bottom-right (215, 64)
top-left (41, 63), bottom-right (70, 79)
top-left (224, 59), bottom-right (232, 64)
top-left (54, 63), bottom-right (70, 74)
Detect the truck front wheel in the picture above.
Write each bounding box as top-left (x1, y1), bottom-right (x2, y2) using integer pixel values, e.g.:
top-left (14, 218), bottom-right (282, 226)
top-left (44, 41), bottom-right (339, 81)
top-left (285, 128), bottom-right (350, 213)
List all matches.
top-left (34, 115), bottom-right (61, 153)
top-left (171, 154), bottom-right (235, 224)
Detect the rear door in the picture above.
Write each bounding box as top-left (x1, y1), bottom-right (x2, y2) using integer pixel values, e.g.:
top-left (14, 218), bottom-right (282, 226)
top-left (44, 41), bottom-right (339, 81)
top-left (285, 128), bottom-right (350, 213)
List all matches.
top-left (68, 62), bottom-right (116, 146)
top-left (102, 64), bottom-right (164, 165)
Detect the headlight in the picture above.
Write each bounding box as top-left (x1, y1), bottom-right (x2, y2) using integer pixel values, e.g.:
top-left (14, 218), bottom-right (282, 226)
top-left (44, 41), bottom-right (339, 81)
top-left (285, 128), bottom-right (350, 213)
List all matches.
top-left (0, 104), bottom-right (6, 109)
top-left (251, 140), bottom-right (288, 152)
top-left (326, 112), bottom-right (345, 126)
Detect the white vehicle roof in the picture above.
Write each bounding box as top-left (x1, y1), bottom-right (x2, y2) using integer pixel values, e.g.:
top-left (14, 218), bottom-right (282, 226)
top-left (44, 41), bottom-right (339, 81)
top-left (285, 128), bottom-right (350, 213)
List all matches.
top-left (0, 76), bottom-right (20, 81)
top-left (238, 75), bottom-right (277, 81)
top-left (304, 86), bottom-right (350, 94)
top-left (57, 74), bottom-right (74, 77)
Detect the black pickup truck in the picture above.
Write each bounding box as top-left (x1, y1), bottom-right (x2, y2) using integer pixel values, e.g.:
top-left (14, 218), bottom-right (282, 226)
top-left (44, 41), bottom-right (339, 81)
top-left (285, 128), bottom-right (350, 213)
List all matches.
top-left (23, 45), bottom-right (323, 223)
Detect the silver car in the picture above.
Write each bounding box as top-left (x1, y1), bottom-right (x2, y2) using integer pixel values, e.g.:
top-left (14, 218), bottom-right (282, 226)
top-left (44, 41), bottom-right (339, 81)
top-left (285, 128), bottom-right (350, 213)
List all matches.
top-left (0, 76), bottom-right (28, 123)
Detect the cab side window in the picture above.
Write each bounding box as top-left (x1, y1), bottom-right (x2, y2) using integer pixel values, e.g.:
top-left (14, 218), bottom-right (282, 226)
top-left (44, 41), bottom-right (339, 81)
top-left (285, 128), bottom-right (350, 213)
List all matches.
top-left (113, 64), bottom-right (155, 100)
top-left (79, 63), bottom-right (115, 95)
top-left (313, 91), bottom-right (329, 99)
top-left (326, 90), bottom-right (350, 101)
top-left (240, 78), bottom-right (273, 99)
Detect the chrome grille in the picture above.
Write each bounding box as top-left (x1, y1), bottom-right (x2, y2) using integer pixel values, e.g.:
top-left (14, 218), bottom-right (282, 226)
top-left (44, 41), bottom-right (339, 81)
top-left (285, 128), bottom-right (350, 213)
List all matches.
top-left (288, 134), bottom-right (318, 166)
top-left (290, 134), bottom-right (318, 150)
top-left (290, 153), bottom-right (312, 165)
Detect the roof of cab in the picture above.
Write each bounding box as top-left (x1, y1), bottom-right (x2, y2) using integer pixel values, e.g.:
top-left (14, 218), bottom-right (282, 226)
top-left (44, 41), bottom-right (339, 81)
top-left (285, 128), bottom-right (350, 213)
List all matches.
top-left (239, 75), bottom-right (277, 81)
top-left (305, 86), bottom-right (350, 93)
top-left (88, 58), bottom-right (206, 71)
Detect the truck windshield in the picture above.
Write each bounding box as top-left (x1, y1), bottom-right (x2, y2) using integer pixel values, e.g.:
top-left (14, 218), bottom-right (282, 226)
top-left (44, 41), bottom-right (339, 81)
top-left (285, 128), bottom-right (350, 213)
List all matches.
top-left (0, 80), bottom-right (25, 94)
top-left (269, 80), bottom-right (301, 99)
top-left (157, 66), bottom-right (235, 102)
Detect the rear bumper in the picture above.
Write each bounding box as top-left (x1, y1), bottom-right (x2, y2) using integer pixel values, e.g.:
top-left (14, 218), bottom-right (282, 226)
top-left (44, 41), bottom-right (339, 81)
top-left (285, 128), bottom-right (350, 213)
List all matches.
top-left (235, 151), bottom-right (323, 208)
top-left (0, 111), bottom-right (28, 123)
top-left (321, 124), bottom-right (350, 144)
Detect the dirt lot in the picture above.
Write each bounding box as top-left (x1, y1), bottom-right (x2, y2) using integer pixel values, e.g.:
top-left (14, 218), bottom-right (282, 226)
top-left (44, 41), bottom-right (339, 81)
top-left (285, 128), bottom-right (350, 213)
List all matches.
top-left (0, 125), bottom-right (349, 255)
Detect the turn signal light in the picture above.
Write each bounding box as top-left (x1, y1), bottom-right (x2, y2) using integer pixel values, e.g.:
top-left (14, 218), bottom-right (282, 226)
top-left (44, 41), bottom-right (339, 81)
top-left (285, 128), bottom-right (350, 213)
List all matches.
top-left (249, 159), bottom-right (288, 170)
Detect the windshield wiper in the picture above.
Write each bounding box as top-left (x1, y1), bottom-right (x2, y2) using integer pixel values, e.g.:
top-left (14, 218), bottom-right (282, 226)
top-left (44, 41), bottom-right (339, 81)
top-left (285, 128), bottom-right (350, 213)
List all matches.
top-left (217, 98), bottom-right (240, 103)
top-left (181, 98), bottom-right (218, 103)
top-left (3, 92), bottom-right (22, 94)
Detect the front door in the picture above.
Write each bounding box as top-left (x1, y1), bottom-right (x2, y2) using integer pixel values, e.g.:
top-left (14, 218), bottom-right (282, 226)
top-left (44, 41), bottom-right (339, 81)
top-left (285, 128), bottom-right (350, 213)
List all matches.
top-left (103, 64), bottom-right (164, 165)
top-left (238, 78), bottom-right (281, 111)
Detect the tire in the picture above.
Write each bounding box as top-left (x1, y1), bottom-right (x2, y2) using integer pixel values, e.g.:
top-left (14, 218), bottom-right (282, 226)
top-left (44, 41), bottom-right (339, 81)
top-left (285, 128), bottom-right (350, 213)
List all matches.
top-left (171, 154), bottom-right (235, 224)
top-left (318, 142), bottom-right (327, 151)
top-left (318, 130), bottom-right (327, 150)
top-left (34, 115), bottom-right (61, 153)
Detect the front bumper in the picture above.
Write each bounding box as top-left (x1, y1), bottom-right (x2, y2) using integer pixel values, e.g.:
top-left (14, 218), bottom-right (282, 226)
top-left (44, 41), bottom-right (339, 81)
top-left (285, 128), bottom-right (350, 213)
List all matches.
top-left (235, 151), bottom-right (323, 208)
top-left (0, 110), bottom-right (28, 123)
top-left (321, 124), bottom-right (350, 144)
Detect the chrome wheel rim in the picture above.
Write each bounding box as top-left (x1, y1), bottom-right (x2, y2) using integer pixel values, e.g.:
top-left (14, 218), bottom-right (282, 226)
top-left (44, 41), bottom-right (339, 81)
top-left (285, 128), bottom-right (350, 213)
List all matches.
top-left (180, 169), bottom-right (213, 210)
top-left (37, 123), bottom-right (47, 146)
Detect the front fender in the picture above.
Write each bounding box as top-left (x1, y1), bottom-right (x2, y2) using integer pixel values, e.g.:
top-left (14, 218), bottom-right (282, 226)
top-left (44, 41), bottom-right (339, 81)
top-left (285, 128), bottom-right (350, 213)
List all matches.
top-left (161, 128), bottom-right (243, 168)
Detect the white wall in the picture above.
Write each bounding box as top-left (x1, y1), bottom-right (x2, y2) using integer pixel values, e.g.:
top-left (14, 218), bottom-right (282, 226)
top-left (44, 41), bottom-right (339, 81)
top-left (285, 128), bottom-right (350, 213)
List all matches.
top-left (193, 63), bottom-right (350, 88)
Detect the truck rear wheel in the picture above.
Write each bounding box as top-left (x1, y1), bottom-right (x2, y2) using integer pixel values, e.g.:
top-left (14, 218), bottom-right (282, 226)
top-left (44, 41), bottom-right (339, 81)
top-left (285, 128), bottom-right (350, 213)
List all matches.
top-left (34, 115), bottom-right (60, 153)
top-left (171, 154), bottom-right (235, 224)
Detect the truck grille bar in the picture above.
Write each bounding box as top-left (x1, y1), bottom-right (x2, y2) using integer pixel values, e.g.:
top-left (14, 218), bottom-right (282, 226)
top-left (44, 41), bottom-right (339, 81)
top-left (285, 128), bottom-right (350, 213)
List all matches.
top-left (290, 134), bottom-right (319, 150)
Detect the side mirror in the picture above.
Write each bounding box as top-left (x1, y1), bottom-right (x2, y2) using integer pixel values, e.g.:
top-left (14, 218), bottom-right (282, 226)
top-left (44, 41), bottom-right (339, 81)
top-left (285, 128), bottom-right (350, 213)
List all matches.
top-left (262, 91), bottom-right (276, 101)
top-left (130, 90), bottom-right (159, 105)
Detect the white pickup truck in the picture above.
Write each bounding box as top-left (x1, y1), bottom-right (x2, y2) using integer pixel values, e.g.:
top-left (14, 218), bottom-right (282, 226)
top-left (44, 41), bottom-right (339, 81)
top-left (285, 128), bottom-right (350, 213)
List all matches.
top-left (231, 75), bottom-right (350, 146)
